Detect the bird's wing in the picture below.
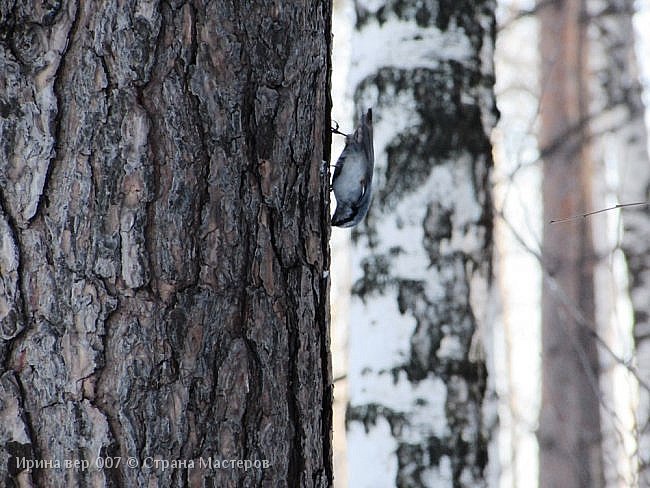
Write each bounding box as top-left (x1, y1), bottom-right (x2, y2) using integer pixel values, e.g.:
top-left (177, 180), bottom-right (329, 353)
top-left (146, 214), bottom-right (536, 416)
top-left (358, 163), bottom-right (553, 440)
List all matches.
top-left (353, 178), bottom-right (369, 209)
top-left (332, 150), bottom-right (346, 182)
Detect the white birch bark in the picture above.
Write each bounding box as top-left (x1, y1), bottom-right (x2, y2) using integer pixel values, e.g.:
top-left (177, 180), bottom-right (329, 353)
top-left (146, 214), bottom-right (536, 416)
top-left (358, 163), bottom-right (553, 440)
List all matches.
top-left (588, 0), bottom-right (650, 486)
top-left (343, 2), bottom-right (497, 486)
top-left (587, 1), bottom-right (650, 485)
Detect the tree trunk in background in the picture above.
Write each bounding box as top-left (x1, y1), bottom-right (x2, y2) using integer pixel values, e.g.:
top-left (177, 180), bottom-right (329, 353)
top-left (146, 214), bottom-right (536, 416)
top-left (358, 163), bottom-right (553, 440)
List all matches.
top-left (623, 110), bottom-right (650, 487)
top-left (586, 0), bottom-right (650, 484)
top-left (344, 1), bottom-right (497, 487)
top-left (573, 0), bottom-right (650, 485)
top-left (0, 1), bottom-right (333, 486)
top-left (538, 0), bottom-right (604, 487)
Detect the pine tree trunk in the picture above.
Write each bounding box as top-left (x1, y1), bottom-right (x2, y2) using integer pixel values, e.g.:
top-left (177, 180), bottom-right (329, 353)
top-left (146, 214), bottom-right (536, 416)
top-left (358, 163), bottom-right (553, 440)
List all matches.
top-left (344, 2), bottom-right (497, 487)
top-left (538, 0), bottom-right (604, 486)
top-left (0, 2), bottom-right (333, 486)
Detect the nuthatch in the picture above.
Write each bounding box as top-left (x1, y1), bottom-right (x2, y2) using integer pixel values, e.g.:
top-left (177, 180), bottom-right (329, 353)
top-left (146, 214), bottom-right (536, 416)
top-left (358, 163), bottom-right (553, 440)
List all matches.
top-left (331, 108), bottom-right (374, 228)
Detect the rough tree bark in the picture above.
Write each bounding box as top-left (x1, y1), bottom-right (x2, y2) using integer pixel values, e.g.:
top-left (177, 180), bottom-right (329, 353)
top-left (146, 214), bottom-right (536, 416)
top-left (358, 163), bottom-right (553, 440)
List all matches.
top-left (538, 0), bottom-right (604, 487)
top-left (343, 1), bottom-right (497, 487)
top-left (0, 1), bottom-right (333, 486)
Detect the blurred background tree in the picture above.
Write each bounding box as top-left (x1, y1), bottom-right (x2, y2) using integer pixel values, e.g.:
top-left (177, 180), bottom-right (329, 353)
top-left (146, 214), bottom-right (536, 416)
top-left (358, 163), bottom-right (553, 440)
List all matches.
top-left (332, 0), bottom-right (650, 487)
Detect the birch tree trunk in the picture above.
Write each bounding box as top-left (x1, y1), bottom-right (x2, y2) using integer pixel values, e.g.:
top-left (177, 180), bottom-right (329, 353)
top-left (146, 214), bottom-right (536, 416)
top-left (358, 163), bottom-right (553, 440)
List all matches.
top-left (538, 0), bottom-right (604, 487)
top-left (584, 1), bottom-right (650, 484)
top-left (0, 1), bottom-right (333, 486)
top-left (344, 2), bottom-right (497, 487)
top-left (588, 0), bottom-right (650, 480)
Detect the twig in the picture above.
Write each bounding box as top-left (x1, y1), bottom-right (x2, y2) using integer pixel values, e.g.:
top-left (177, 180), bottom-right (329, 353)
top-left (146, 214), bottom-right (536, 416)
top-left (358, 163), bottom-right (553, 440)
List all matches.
top-left (549, 201), bottom-right (649, 224)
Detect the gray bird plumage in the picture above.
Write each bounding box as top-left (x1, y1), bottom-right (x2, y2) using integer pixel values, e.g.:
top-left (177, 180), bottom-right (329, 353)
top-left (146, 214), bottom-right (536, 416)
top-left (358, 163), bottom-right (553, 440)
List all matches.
top-left (331, 108), bottom-right (374, 228)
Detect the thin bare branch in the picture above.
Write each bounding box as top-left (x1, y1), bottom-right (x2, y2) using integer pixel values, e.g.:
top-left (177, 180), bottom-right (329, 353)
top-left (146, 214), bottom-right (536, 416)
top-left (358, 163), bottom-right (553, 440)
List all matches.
top-left (497, 208), bottom-right (650, 394)
top-left (549, 201), bottom-right (649, 224)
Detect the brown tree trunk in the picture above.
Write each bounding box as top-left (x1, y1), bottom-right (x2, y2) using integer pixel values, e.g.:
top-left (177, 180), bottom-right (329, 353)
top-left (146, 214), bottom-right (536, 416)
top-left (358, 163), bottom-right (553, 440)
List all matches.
top-left (0, 1), bottom-right (333, 486)
top-left (538, 0), bottom-right (604, 487)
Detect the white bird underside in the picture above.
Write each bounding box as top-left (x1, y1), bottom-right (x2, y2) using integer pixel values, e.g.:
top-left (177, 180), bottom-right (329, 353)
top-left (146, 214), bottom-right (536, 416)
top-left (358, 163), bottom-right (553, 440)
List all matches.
top-left (333, 149), bottom-right (366, 207)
